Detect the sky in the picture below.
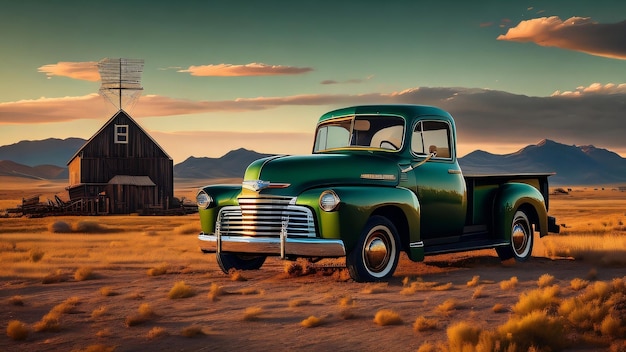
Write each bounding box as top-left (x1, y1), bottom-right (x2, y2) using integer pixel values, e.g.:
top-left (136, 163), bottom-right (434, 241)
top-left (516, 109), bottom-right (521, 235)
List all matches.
top-left (0, 0), bottom-right (625, 163)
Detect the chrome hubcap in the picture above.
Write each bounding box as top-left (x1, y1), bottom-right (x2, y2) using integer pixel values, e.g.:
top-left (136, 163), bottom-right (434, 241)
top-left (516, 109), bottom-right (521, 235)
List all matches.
top-left (364, 231), bottom-right (390, 273)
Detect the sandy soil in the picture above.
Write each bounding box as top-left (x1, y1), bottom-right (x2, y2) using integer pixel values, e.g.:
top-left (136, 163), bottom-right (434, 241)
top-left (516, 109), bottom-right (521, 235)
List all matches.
top-left (1, 177), bottom-right (625, 352)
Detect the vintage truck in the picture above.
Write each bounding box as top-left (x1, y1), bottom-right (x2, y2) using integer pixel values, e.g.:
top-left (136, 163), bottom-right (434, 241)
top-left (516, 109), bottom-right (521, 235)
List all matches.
top-left (196, 104), bottom-right (560, 282)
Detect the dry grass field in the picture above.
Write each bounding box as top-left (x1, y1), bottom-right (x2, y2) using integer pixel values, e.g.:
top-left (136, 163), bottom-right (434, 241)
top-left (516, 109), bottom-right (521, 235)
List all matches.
top-left (1, 177), bottom-right (625, 352)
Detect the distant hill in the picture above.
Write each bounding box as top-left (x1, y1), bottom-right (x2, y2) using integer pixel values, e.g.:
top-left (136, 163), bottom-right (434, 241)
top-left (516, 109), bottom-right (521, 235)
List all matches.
top-left (2, 138), bottom-right (626, 185)
top-left (0, 160), bottom-right (67, 179)
top-left (459, 139), bottom-right (626, 185)
top-left (174, 148), bottom-right (275, 179)
top-left (0, 138), bottom-right (86, 167)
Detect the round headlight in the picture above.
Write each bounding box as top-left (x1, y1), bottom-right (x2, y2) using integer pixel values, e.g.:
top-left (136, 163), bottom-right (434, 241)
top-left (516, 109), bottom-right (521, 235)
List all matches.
top-left (196, 190), bottom-right (213, 209)
top-left (319, 190), bottom-right (340, 212)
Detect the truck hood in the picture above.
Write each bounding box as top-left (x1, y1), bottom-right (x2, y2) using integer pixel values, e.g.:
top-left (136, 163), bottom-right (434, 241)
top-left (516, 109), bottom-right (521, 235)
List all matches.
top-left (243, 153), bottom-right (400, 195)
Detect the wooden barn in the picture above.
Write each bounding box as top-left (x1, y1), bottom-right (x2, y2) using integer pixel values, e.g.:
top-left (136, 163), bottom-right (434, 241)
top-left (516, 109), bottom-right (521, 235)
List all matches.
top-left (66, 109), bottom-right (173, 214)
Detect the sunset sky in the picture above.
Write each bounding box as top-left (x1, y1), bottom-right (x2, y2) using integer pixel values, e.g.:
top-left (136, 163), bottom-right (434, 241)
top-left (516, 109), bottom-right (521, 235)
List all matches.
top-left (1, 0), bottom-right (625, 163)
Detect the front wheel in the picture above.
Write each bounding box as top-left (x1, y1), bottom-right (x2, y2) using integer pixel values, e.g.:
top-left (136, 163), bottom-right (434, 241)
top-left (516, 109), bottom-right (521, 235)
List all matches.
top-left (496, 210), bottom-right (534, 261)
top-left (347, 216), bottom-right (400, 282)
top-left (216, 253), bottom-right (266, 273)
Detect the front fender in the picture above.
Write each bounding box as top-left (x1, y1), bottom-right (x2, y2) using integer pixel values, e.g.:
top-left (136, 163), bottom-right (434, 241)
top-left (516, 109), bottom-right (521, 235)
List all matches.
top-left (197, 185), bottom-right (241, 234)
top-left (494, 183), bottom-right (548, 240)
top-left (296, 186), bottom-right (420, 256)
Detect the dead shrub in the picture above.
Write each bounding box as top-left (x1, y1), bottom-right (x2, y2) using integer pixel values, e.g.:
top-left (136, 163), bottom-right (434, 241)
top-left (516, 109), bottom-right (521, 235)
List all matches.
top-left (243, 307), bottom-right (263, 321)
top-left (497, 310), bottom-right (567, 351)
top-left (401, 280), bottom-right (452, 295)
top-left (373, 309), bottom-right (403, 326)
top-left (7, 320), bottom-right (29, 341)
top-left (301, 315), bottom-right (324, 328)
top-left (73, 221), bottom-right (110, 233)
top-left (283, 260), bottom-right (316, 277)
top-left (33, 312), bottom-right (61, 332)
top-left (492, 303), bottom-right (507, 313)
top-left (466, 275), bottom-right (480, 287)
top-left (413, 316), bottom-right (439, 332)
top-left (147, 263), bottom-right (169, 276)
top-left (48, 221), bottom-right (72, 233)
top-left (435, 299), bottom-right (457, 317)
top-left (500, 276), bottom-right (518, 290)
top-left (570, 278), bottom-right (589, 291)
top-left (600, 314), bottom-right (621, 337)
top-left (168, 280), bottom-right (195, 299)
top-left (537, 273), bottom-right (555, 288)
top-left (288, 299), bottom-right (310, 308)
top-left (472, 285), bottom-right (485, 299)
top-left (42, 269), bottom-right (68, 284)
top-left (512, 285), bottom-right (561, 316)
top-left (181, 325), bottom-right (205, 337)
top-left (147, 326), bottom-right (168, 339)
top-left (74, 266), bottom-right (95, 281)
top-left (446, 321), bottom-right (482, 351)
top-left (91, 306), bottom-right (108, 319)
top-left (208, 283), bottom-right (226, 302)
top-left (362, 283), bottom-right (388, 294)
top-left (99, 286), bottom-right (118, 296)
top-left (125, 303), bottom-right (157, 327)
top-left (230, 270), bottom-right (247, 281)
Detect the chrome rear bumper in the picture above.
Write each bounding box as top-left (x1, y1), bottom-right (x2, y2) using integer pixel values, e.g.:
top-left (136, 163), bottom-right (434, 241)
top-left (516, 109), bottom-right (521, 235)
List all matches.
top-left (198, 233), bottom-right (346, 258)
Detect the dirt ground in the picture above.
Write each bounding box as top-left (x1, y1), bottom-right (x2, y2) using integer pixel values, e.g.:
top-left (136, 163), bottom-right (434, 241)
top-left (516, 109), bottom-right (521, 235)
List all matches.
top-left (1, 178), bottom-right (625, 352)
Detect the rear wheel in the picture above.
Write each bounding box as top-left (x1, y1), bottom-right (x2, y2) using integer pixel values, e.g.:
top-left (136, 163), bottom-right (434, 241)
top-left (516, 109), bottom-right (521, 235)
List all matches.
top-left (347, 216), bottom-right (400, 282)
top-left (496, 210), bottom-right (533, 261)
top-left (216, 253), bottom-right (266, 273)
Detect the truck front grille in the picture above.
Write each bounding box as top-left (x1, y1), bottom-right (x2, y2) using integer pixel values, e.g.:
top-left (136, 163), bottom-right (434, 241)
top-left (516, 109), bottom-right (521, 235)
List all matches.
top-left (217, 197), bottom-right (316, 237)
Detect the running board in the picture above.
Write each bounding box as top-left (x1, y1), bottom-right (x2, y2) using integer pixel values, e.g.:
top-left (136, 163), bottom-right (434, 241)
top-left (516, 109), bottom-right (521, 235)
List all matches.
top-left (423, 239), bottom-right (509, 256)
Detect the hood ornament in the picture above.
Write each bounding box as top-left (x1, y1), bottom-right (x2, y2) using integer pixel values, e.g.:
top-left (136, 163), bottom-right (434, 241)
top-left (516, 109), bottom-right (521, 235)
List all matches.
top-left (243, 180), bottom-right (271, 192)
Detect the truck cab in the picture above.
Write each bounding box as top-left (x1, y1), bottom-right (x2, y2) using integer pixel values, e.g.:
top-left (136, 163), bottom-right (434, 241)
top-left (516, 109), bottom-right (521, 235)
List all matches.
top-left (197, 105), bottom-right (559, 282)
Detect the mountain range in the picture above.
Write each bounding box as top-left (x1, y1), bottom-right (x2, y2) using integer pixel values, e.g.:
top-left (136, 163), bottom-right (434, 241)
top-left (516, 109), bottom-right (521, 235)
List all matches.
top-left (0, 138), bottom-right (625, 185)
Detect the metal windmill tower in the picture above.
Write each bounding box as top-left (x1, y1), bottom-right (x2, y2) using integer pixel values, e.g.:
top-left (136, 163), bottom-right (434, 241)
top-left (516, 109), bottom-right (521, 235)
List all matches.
top-left (98, 58), bottom-right (144, 111)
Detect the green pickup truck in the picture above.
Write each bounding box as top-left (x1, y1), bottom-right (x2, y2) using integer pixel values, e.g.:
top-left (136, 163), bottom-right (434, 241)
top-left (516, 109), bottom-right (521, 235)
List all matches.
top-left (196, 105), bottom-right (560, 282)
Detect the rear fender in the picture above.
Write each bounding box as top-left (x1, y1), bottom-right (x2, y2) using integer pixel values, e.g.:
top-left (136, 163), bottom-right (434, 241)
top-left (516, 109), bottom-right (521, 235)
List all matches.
top-left (494, 183), bottom-right (548, 240)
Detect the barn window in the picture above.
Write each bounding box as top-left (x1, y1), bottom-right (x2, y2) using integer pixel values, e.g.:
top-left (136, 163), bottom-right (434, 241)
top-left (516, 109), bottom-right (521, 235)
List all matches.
top-left (114, 125), bottom-right (128, 144)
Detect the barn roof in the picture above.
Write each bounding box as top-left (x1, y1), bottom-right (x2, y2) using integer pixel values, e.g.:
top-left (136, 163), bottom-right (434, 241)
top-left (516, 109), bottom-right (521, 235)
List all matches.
top-left (67, 109), bottom-right (172, 165)
top-left (108, 175), bottom-right (156, 186)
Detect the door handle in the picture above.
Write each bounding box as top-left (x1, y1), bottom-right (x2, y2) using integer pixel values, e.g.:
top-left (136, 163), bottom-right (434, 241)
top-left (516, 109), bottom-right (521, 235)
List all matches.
top-left (448, 169), bottom-right (461, 174)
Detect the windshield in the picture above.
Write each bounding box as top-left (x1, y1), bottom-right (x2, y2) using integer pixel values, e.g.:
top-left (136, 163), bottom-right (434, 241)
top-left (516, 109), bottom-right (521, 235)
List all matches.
top-left (313, 115), bottom-right (405, 152)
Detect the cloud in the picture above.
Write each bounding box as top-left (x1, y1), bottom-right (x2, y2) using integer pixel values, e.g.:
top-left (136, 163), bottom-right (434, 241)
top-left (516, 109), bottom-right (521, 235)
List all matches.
top-left (321, 75), bottom-right (374, 85)
top-left (177, 63), bottom-right (313, 77)
top-left (497, 17), bottom-right (626, 60)
top-left (1, 84), bottom-right (625, 157)
top-left (37, 61), bottom-right (100, 81)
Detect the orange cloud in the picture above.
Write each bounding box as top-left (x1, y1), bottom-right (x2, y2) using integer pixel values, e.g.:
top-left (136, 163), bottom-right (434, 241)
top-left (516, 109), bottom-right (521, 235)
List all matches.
top-left (551, 83), bottom-right (626, 96)
top-left (497, 17), bottom-right (626, 60)
top-left (178, 63), bottom-right (313, 77)
top-left (37, 61), bottom-right (100, 81)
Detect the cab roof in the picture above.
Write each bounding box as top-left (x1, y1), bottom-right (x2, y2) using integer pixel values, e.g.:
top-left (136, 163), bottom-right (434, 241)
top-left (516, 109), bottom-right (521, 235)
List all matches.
top-left (318, 104), bottom-right (453, 123)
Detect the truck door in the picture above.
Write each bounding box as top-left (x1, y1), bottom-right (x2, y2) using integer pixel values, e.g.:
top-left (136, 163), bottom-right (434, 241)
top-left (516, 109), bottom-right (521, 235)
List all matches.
top-left (409, 120), bottom-right (467, 243)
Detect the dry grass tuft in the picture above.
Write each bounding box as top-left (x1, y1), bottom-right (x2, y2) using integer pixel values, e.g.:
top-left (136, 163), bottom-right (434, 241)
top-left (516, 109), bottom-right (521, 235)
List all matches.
top-left (435, 299), bottom-right (458, 316)
top-left (362, 283), bottom-right (388, 294)
top-left (413, 316), bottom-right (439, 332)
top-left (91, 306), bottom-right (108, 319)
top-left (301, 315), bottom-right (324, 328)
top-left (497, 310), bottom-right (567, 351)
top-left (125, 303), bottom-right (157, 327)
top-left (373, 309), bottom-right (403, 326)
top-left (6, 320), bottom-right (30, 341)
top-left (42, 269), bottom-right (68, 284)
top-left (338, 295), bottom-right (355, 308)
top-left (499, 276), bottom-right (518, 290)
top-left (283, 260), bottom-right (316, 277)
top-left (9, 295), bottom-right (24, 306)
top-left (208, 283), bottom-right (227, 301)
top-left (600, 314), bottom-right (621, 337)
top-left (99, 286), bottom-right (118, 296)
top-left (74, 220), bottom-right (111, 233)
top-left (48, 220), bottom-right (72, 233)
top-left (537, 273), bottom-right (555, 288)
top-left (147, 326), bottom-right (168, 339)
top-left (181, 325), bottom-right (205, 337)
top-left (243, 306), bottom-right (263, 321)
top-left (230, 270), bottom-right (247, 281)
top-left (74, 266), bottom-right (95, 281)
top-left (492, 303), bottom-right (507, 313)
top-left (446, 321), bottom-right (482, 351)
top-left (512, 285), bottom-right (561, 316)
top-left (570, 278), bottom-right (589, 291)
top-left (147, 262), bottom-right (169, 276)
top-left (31, 296), bottom-right (81, 331)
top-left (466, 275), bottom-right (480, 287)
top-left (472, 285), bottom-right (485, 299)
top-left (401, 280), bottom-right (453, 295)
top-left (95, 328), bottom-right (112, 338)
top-left (168, 280), bottom-right (196, 299)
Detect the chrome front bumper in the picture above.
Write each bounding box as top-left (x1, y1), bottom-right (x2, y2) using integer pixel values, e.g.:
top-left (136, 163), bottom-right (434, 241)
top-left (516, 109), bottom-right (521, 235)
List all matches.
top-left (198, 232), bottom-right (346, 258)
